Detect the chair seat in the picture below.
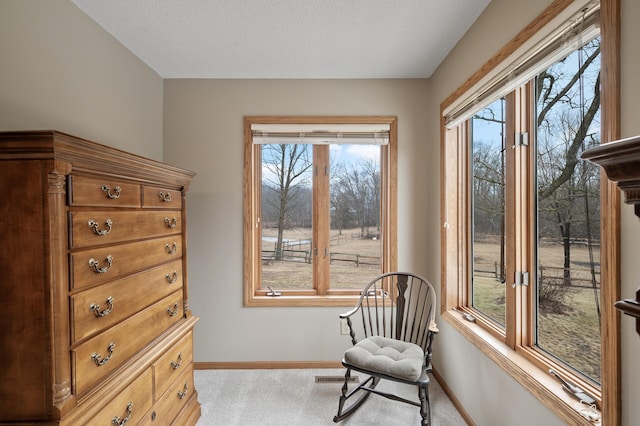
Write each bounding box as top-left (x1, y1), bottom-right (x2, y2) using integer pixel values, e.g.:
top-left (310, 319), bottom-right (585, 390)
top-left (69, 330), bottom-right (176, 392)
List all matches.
top-left (344, 335), bottom-right (425, 382)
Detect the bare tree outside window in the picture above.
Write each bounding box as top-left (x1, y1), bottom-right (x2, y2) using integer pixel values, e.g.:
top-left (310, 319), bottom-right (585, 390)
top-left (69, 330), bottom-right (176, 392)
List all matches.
top-left (470, 36), bottom-right (602, 382)
top-left (260, 144), bottom-right (313, 290)
top-left (471, 98), bottom-right (507, 326)
top-left (260, 142), bottom-right (384, 291)
top-left (330, 149), bottom-right (381, 289)
top-left (261, 144), bottom-right (312, 261)
top-left (535, 37), bottom-right (601, 383)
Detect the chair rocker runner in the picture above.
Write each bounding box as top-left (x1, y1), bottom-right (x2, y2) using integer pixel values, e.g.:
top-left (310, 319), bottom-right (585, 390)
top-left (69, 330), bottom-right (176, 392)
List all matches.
top-left (333, 272), bottom-right (439, 426)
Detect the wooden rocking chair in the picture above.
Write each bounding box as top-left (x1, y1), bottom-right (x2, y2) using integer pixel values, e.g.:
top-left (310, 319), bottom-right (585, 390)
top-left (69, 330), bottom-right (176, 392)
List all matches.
top-left (333, 272), bottom-right (438, 426)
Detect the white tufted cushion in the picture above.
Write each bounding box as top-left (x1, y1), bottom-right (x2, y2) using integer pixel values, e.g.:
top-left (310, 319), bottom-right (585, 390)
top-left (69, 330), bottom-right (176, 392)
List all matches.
top-left (344, 335), bottom-right (425, 382)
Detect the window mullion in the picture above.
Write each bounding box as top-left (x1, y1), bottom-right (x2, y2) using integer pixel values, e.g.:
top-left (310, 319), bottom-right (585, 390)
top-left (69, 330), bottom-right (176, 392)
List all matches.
top-left (253, 144), bottom-right (263, 292)
top-left (504, 92), bottom-right (517, 349)
top-left (380, 128), bottom-right (397, 275)
top-left (446, 124), bottom-right (469, 311)
top-left (514, 83), bottom-right (534, 348)
top-left (313, 145), bottom-right (330, 294)
top-left (505, 85), bottom-right (533, 349)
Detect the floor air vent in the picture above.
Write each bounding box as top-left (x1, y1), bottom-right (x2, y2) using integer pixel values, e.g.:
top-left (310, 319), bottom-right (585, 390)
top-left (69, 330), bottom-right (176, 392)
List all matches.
top-left (315, 375), bottom-right (359, 384)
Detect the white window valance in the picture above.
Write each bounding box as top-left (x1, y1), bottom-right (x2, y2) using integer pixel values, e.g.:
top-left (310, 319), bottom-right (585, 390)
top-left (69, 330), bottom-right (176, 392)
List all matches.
top-left (251, 123), bottom-right (390, 145)
top-left (443, 0), bottom-right (600, 129)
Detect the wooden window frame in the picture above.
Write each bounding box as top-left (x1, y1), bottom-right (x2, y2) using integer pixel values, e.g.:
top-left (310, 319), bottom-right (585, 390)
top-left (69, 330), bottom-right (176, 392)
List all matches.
top-left (244, 116), bottom-right (398, 307)
top-left (440, 0), bottom-right (620, 424)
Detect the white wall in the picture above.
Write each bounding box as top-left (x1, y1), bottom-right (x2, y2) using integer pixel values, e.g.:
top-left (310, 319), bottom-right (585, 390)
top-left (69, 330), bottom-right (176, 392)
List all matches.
top-left (162, 79), bottom-right (430, 362)
top-left (3, 0), bottom-right (639, 424)
top-left (428, 0), bottom-right (640, 424)
top-left (619, 0), bottom-right (640, 424)
top-left (0, 0), bottom-right (163, 159)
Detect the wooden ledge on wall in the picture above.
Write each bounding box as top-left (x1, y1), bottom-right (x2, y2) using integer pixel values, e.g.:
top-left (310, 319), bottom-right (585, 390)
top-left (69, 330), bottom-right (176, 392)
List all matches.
top-left (582, 134), bottom-right (640, 335)
top-left (581, 134), bottom-right (640, 218)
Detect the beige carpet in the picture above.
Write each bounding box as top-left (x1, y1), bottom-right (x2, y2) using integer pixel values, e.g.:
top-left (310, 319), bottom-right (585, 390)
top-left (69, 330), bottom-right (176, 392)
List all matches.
top-left (194, 368), bottom-right (466, 425)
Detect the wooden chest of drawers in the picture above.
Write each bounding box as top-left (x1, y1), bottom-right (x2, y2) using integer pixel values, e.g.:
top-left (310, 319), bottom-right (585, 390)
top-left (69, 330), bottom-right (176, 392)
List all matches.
top-left (0, 131), bottom-right (200, 425)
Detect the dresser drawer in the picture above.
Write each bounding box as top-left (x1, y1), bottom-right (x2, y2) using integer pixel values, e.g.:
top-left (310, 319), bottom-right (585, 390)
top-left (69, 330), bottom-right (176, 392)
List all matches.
top-left (71, 260), bottom-right (184, 343)
top-left (73, 292), bottom-right (184, 396)
top-left (143, 185), bottom-right (183, 209)
top-left (69, 211), bottom-right (182, 249)
top-left (75, 368), bottom-right (153, 426)
top-left (69, 175), bottom-right (141, 208)
top-left (70, 236), bottom-right (183, 290)
top-left (149, 368), bottom-right (195, 426)
top-left (154, 332), bottom-right (194, 398)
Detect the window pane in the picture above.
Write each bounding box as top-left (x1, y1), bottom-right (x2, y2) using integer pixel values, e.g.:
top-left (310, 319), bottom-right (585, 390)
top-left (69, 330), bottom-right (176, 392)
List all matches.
top-left (534, 37), bottom-right (601, 383)
top-left (260, 144), bottom-right (313, 290)
top-left (329, 144), bottom-right (382, 289)
top-left (471, 98), bottom-right (507, 326)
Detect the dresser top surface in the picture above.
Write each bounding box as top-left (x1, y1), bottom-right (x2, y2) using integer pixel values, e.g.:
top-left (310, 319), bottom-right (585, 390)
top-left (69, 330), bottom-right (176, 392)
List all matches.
top-left (0, 130), bottom-right (195, 188)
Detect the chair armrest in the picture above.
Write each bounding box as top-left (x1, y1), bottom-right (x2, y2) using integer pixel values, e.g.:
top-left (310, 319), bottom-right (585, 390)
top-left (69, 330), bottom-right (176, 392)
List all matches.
top-left (339, 307), bottom-right (362, 346)
top-left (339, 306), bottom-right (360, 319)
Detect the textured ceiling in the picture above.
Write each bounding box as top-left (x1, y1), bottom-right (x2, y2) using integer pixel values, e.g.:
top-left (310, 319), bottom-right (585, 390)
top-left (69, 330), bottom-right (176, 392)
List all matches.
top-left (71, 0), bottom-right (491, 79)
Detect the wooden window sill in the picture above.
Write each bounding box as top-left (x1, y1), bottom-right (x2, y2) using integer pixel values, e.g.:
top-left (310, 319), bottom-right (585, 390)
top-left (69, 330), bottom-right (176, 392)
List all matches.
top-left (244, 294), bottom-right (361, 307)
top-left (442, 310), bottom-right (601, 425)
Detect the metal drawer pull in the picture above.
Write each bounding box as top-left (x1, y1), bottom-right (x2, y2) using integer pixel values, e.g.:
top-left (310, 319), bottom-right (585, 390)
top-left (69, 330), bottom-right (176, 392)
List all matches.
top-left (101, 184), bottom-right (121, 199)
top-left (165, 242), bottom-right (177, 254)
top-left (177, 383), bottom-right (188, 399)
top-left (167, 303), bottom-right (179, 317)
top-left (158, 191), bottom-right (172, 202)
top-left (164, 217), bottom-right (178, 228)
top-left (170, 352), bottom-right (183, 370)
top-left (165, 272), bottom-right (178, 284)
top-left (89, 255), bottom-right (113, 274)
top-left (90, 296), bottom-right (114, 317)
top-left (88, 219), bottom-right (113, 236)
top-left (112, 402), bottom-right (133, 426)
top-left (91, 341), bottom-right (115, 366)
